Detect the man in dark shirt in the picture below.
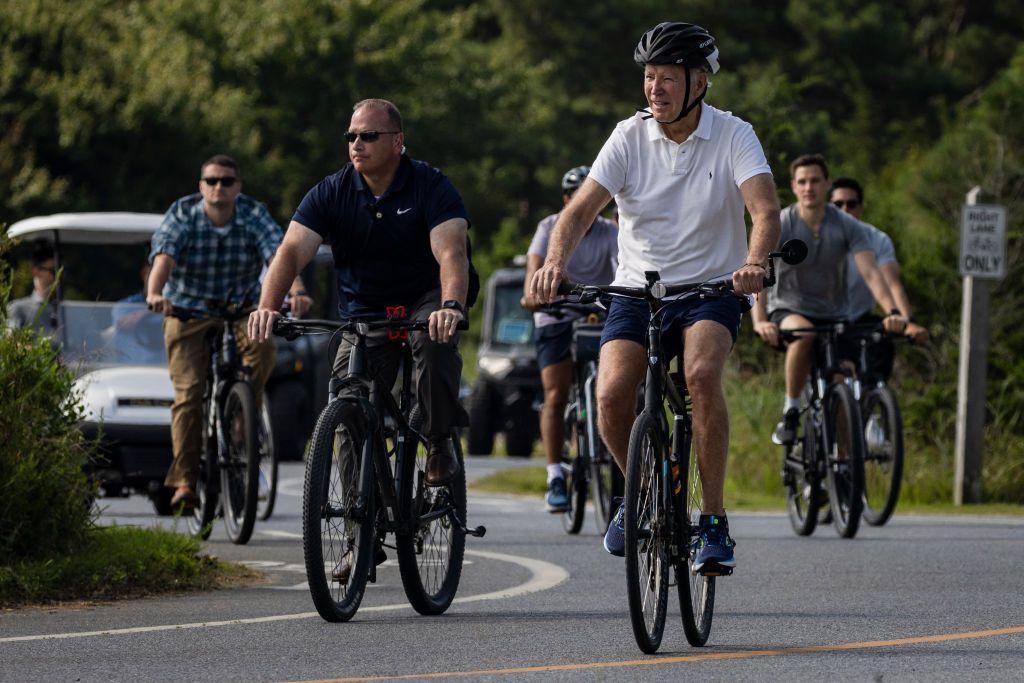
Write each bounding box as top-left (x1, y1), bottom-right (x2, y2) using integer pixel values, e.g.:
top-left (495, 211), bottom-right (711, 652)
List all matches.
top-left (6, 241), bottom-right (58, 337)
top-left (249, 98), bottom-right (472, 489)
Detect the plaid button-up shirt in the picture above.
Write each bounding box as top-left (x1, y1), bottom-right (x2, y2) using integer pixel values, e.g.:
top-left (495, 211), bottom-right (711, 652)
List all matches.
top-left (150, 193), bottom-right (283, 312)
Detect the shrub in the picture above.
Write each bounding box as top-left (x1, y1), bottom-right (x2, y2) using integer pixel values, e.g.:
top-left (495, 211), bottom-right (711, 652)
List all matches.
top-left (0, 229), bottom-right (95, 562)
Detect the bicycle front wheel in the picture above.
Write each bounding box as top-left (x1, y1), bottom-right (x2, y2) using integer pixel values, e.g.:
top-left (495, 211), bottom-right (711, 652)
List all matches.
top-left (861, 386), bottom-right (903, 526)
top-left (561, 402), bottom-right (587, 534)
top-left (220, 382), bottom-right (259, 545)
top-left (677, 426), bottom-right (715, 647)
top-left (303, 399), bottom-right (375, 622)
top-left (624, 411), bottom-right (669, 654)
top-left (396, 406), bottom-right (466, 615)
top-left (824, 383), bottom-right (865, 538)
top-left (256, 400), bottom-right (278, 521)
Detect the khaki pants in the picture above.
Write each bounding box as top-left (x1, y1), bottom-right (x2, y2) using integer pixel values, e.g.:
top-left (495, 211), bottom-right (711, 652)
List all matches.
top-left (163, 316), bottom-right (276, 489)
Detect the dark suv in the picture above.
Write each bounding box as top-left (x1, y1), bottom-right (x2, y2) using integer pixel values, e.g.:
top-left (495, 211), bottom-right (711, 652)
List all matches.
top-left (466, 266), bottom-right (541, 457)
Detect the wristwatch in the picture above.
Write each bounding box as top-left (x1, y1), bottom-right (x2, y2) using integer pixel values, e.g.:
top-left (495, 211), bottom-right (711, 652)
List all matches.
top-left (441, 299), bottom-right (466, 316)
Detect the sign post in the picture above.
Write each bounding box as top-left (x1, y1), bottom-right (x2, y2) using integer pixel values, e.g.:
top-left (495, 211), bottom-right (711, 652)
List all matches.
top-left (954, 188), bottom-right (1006, 505)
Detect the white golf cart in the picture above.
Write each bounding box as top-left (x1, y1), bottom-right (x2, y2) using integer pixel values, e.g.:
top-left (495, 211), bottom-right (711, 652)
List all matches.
top-left (7, 213), bottom-right (278, 518)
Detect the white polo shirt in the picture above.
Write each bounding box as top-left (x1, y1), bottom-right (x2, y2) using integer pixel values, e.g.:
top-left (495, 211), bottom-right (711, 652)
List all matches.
top-left (589, 102), bottom-right (772, 287)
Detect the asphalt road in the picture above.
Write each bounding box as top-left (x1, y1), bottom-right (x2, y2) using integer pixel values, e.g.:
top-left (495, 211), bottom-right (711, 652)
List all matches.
top-left (2, 457), bottom-right (1023, 682)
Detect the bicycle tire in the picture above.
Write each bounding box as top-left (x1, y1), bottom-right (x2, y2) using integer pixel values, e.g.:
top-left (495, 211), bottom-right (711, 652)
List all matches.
top-left (220, 381), bottom-right (260, 545)
top-left (624, 411), bottom-right (669, 654)
top-left (824, 383), bottom-right (865, 539)
top-left (861, 386), bottom-right (903, 526)
top-left (561, 403), bottom-right (587, 534)
top-left (785, 413), bottom-right (821, 537)
top-left (396, 405), bottom-right (467, 615)
top-left (677, 424), bottom-right (715, 647)
top-left (257, 400), bottom-right (279, 522)
top-left (303, 399), bottom-right (375, 622)
top-left (592, 444), bottom-right (623, 534)
top-left (187, 403), bottom-right (220, 540)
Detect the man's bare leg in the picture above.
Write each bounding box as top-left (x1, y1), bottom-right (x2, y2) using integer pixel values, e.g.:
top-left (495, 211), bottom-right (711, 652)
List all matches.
top-left (596, 339), bottom-right (646, 474)
top-left (781, 313), bottom-right (816, 400)
top-left (540, 359), bottom-right (573, 467)
top-left (682, 321), bottom-right (733, 515)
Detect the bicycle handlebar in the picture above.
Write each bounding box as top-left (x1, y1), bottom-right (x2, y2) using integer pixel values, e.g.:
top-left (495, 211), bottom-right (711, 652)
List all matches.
top-left (272, 316), bottom-right (469, 340)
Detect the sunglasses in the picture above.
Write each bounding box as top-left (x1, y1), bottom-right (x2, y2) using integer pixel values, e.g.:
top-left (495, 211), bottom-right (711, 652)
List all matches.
top-left (344, 130), bottom-right (400, 143)
top-left (203, 176), bottom-right (238, 187)
top-left (833, 199), bottom-right (860, 209)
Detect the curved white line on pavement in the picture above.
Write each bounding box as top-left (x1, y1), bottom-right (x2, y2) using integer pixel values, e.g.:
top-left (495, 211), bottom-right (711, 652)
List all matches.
top-left (0, 548), bottom-right (568, 644)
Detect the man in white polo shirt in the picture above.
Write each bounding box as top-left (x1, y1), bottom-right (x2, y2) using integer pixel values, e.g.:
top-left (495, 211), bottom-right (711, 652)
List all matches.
top-left (531, 21), bottom-right (780, 574)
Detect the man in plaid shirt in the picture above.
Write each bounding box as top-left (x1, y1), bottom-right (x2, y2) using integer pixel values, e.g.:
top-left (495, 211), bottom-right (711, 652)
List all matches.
top-left (147, 154), bottom-right (311, 510)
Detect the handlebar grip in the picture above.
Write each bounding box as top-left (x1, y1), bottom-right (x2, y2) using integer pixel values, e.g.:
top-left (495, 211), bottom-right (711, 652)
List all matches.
top-left (556, 280), bottom-right (576, 296)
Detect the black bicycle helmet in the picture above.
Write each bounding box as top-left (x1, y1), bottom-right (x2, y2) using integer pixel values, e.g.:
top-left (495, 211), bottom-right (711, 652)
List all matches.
top-left (635, 22), bottom-right (720, 123)
top-left (561, 165), bottom-right (591, 193)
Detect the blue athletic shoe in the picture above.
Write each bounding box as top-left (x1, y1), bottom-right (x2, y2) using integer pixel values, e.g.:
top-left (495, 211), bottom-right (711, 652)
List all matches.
top-left (692, 514), bottom-right (736, 575)
top-left (546, 476), bottom-right (570, 513)
top-left (603, 498), bottom-right (626, 557)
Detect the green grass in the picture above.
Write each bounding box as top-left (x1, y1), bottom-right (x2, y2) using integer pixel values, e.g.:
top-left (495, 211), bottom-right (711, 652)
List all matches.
top-left (470, 465), bottom-right (547, 496)
top-left (0, 525), bottom-right (255, 606)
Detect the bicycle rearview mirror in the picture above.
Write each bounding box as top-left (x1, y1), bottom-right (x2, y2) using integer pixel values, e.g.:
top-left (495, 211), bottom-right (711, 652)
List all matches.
top-left (779, 239), bottom-right (808, 265)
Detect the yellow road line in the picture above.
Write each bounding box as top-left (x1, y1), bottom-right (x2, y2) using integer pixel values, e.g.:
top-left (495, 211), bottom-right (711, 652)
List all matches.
top-left (298, 624), bottom-right (1024, 682)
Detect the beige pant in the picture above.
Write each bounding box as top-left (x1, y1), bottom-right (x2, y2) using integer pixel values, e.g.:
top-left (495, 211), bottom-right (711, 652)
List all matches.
top-left (163, 316), bottom-right (275, 489)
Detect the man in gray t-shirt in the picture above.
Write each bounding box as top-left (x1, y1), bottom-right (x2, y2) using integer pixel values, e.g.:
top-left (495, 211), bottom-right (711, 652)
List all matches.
top-left (521, 166), bottom-right (618, 513)
top-left (751, 155), bottom-right (906, 445)
top-left (832, 177), bottom-right (928, 342)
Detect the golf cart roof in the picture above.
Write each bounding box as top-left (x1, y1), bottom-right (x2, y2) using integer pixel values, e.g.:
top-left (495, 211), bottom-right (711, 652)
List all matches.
top-left (7, 213), bottom-right (163, 245)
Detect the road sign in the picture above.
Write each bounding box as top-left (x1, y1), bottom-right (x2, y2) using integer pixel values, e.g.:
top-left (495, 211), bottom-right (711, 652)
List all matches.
top-left (959, 204), bottom-right (1006, 279)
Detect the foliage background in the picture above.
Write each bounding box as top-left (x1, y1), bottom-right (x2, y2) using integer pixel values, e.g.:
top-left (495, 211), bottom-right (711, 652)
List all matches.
top-left (2, 0), bottom-right (1021, 501)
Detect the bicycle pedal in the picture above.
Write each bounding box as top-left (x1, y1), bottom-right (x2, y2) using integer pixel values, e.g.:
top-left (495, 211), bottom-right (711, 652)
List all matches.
top-left (693, 563), bottom-right (733, 577)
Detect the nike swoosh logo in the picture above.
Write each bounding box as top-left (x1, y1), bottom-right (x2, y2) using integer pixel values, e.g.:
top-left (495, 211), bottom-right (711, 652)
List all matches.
top-left (397, 208), bottom-right (412, 215)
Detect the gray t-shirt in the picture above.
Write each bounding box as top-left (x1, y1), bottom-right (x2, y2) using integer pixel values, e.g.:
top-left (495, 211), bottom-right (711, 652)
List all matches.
top-left (845, 223), bottom-right (897, 319)
top-left (6, 291), bottom-right (59, 337)
top-left (528, 213), bottom-right (618, 328)
top-left (768, 204), bottom-right (871, 319)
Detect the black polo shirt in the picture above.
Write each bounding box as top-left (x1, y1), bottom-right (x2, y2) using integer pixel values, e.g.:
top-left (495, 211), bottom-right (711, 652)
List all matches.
top-left (293, 155), bottom-right (470, 318)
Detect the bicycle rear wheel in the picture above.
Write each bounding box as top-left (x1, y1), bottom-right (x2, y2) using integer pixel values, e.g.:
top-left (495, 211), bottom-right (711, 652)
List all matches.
top-left (624, 411), bottom-right (669, 654)
top-left (784, 412), bottom-right (821, 536)
top-left (861, 386), bottom-right (903, 526)
top-left (303, 399), bottom-right (375, 622)
top-left (396, 406), bottom-right (466, 615)
top-left (677, 427), bottom-right (715, 647)
top-left (591, 441), bottom-right (623, 533)
top-left (187, 404), bottom-right (219, 540)
top-left (561, 402), bottom-right (587, 534)
top-left (824, 383), bottom-right (865, 538)
top-left (220, 381), bottom-right (260, 545)
top-left (256, 400), bottom-right (278, 521)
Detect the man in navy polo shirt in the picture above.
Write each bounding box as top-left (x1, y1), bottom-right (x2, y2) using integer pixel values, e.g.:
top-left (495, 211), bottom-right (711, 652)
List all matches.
top-left (249, 98), bottom-right (472, 490)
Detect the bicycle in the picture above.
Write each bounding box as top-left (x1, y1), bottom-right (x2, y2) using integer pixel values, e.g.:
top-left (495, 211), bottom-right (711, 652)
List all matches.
top-left (842, 323), bottom-right (906, 526)
top-left (273, 314), bottom-right (485, 622)
top-left (565, 239), bottom-right (807, 653)
top-left (779, 322), bottom-right (867, 539)
top-left (537, 301), bottom-right (623, 535)
top-left (171, 304), bottom-right (262, 545)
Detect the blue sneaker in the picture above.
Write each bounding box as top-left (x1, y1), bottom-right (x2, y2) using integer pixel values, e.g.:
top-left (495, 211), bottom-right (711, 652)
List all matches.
top-left (603, 498), bottom-right (626, 557)
top-left (546, 476), bottom-right (570, 513)
top-left (692, 514), bottom-right (736, 575)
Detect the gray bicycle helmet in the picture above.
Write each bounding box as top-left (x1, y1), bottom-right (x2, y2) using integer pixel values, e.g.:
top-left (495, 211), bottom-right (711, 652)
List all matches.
top-left (635, 22), bottom-right (719, 123)
top-left (561, 165), bottom-right (591, 193)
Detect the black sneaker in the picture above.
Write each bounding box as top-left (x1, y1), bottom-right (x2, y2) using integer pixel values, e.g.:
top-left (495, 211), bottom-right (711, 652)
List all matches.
top-left (772, 408), bottom-right (800, 446)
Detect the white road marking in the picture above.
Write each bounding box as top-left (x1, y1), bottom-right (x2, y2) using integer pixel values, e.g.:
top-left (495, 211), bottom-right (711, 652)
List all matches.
top-left (0, 545), bottom-right (568, 643)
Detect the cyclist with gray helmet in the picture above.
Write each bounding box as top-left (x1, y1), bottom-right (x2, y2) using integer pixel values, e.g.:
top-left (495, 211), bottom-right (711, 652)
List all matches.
top-left (531, 22), bottom-right (781, 573)
top-left (521, 166), bottom-right (618, 512)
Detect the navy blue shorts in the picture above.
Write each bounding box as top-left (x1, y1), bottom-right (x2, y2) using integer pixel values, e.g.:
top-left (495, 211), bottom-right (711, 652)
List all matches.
top-left (600, 295), bottom-right (744, 359)
top-left (534, 320), bottom-right (574, 370)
